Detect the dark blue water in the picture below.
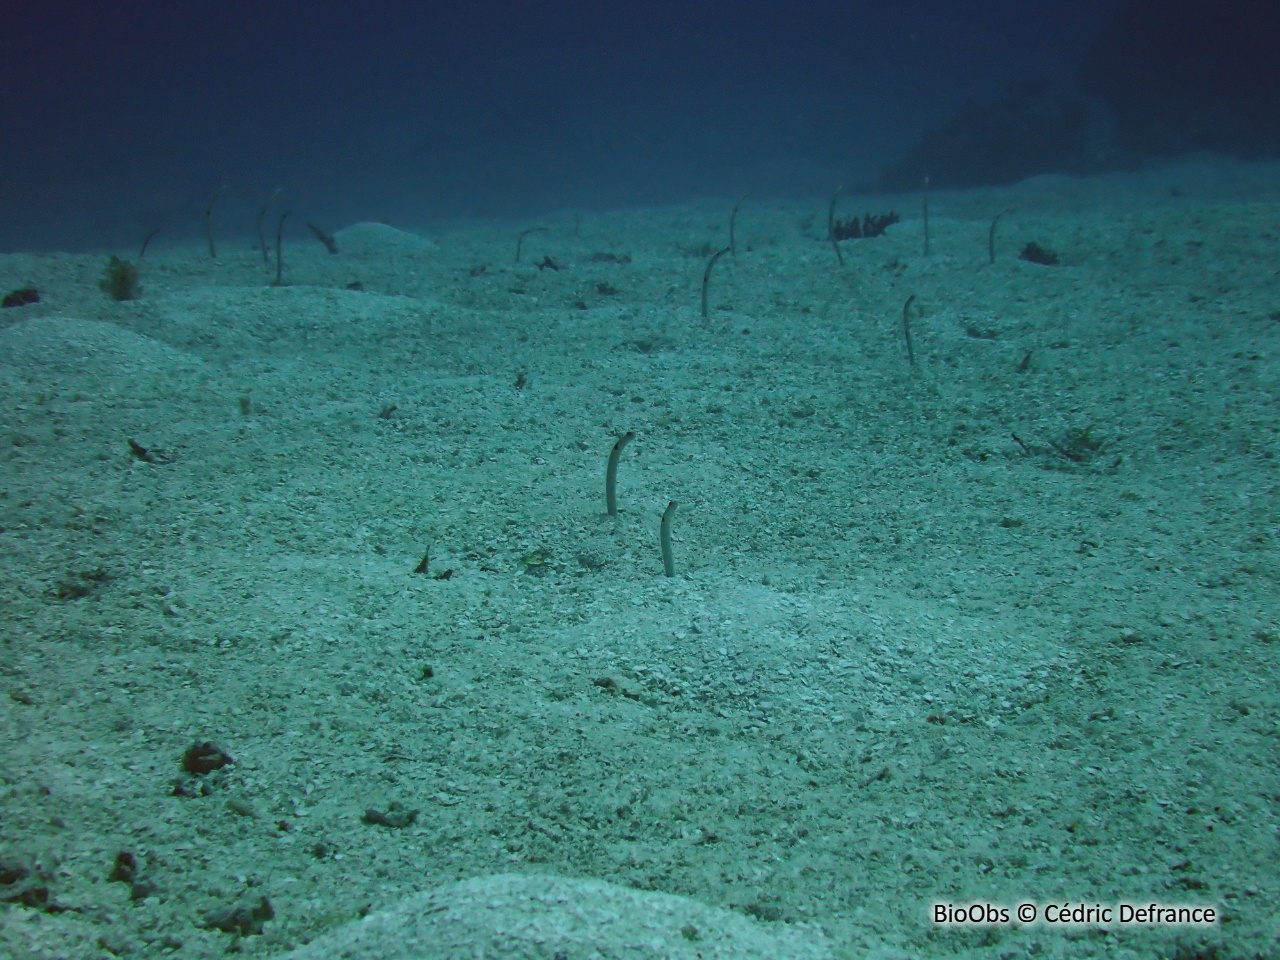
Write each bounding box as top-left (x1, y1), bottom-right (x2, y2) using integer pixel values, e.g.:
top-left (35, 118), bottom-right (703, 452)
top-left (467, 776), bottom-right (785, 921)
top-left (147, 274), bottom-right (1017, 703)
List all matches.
top-left (1, 0), bottom-right (1272, 251)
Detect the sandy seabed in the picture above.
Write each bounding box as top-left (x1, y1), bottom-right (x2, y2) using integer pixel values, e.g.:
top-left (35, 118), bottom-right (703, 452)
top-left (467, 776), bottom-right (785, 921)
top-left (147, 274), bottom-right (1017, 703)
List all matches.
top-left (0, 158), bottom-right (1277, 960)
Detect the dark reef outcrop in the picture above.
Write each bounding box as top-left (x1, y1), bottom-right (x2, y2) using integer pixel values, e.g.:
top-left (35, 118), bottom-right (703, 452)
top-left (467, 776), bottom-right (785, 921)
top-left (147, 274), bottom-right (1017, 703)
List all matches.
top-left (1083, 0), bottom-right (1280, 157)
top-left (877, 81), bottom-right (1094, 192)
top-left (877, 0), bottom-right (1280, 191)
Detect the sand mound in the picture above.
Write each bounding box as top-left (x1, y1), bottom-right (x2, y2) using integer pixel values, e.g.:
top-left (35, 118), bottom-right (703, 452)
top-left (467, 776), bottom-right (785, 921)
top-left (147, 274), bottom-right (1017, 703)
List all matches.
top-left (0, 316), bottom-right (202, 378)
top-left (335, 222), bottom-right (439, 258)
top-left (274, 874), bottom-right (833, 960)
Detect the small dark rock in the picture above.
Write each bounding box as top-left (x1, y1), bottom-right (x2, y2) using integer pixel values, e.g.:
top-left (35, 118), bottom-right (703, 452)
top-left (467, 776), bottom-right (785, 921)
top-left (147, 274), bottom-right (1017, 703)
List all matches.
top-left (743, 901), bottom-right (785, 922)
top-left (1019, 241), bottom-right (1060, 266)
top-left (310, 841), bottom-right (334, 859)
top-left (202, 895), bottom-right (274, 936)
top-left (171, 777), bottom-right (216, 798)
top-left (108, 851), bottom-right (137, 884)
top-left (2, 287), bottom-right (39, 308)
top-left (182, 741), bottom-right (234, 775)
top-left (53, 567), bottom-right (111, 601)
top-left (363, 801), bottom-right (418, 829)
top-left (0, 856), bottom-right (54, 911)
